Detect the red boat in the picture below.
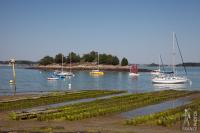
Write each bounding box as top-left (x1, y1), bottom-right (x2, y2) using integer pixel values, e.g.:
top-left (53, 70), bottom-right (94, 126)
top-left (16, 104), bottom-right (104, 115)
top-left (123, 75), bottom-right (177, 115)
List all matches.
top-left (129, 64), bottom-right (139, 76)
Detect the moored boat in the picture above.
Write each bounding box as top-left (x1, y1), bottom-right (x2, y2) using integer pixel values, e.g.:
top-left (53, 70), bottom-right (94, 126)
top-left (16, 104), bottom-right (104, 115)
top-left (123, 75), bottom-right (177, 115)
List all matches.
top-left (90, 52), bottom-right (104, 76)
top-left (129, 64), bottom-right (139, 76)
top-left (90, 70), bottom-right (104, 75)
top-left (47, 76), bottom-right (59, 80)
top-left (152, 32), bottom-right (190, 84)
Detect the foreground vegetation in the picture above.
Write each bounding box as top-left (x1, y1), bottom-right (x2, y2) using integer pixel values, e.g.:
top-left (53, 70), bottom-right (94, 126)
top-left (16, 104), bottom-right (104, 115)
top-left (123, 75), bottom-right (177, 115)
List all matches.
top-left (0, 90), bottom-right (125, 111)
top-left (11, 90), bottom-right (194, 121)
top-left (126, 97), bottom-right (200, 127)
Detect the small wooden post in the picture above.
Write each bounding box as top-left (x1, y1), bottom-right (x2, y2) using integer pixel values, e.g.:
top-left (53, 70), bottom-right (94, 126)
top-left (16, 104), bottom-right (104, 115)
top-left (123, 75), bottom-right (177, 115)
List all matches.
top-left (9, 59), bottom-right (16, 84)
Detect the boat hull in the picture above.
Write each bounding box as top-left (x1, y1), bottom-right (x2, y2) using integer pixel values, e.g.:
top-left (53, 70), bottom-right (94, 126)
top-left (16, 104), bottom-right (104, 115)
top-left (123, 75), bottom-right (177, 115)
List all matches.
top-left (47, 77), bottom-right (59, 80)
top-left (152, 76), bottom-right (188, 84)
top-left (90, 71), bottom-right (104, 76)
top-left (56, 72), bottom-right (74, 77)
top-left (129, 73), bottom-right (139, 76)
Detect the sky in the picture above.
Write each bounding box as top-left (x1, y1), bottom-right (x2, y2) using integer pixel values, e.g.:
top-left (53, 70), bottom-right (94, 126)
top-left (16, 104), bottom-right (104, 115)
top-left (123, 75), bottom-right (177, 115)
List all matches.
top-left (0, 0), bottom-right (200, 64)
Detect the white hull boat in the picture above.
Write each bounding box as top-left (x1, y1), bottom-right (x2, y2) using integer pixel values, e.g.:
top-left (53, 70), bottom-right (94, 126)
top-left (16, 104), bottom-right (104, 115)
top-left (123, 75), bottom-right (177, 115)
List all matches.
top-left (152, 75), bottom-right (188, 84)
top-left (151, 69), bottom-right (161, 76)
top-left (55, 54), bottom-right (75, 78)
top-left (47, 76), bottom-right (59, 80)
top-left (129, 73), bottom-right (140, 76)
top-left (152, 32), bottom-right (190, 84)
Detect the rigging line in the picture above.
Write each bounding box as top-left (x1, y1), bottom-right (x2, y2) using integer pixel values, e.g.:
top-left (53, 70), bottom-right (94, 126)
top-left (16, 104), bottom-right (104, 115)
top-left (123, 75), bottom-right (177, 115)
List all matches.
top-left (160, 54), bottom-right (165, 72)
top-left (174, 34), bottom-right (187, 76)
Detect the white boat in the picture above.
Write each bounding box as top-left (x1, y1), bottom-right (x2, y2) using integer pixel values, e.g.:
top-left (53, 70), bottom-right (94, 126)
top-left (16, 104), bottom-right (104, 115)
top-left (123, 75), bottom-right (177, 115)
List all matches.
top-left (67, 52), bottom-right (75, 77)
top-left (151, 55), bottom-right (164, 76)
top-left (65, 72), bottom-right (75, 77)
top-left (47, 76), bottom-right (59, 80)
top-left (151, 56), bottom-right (161, 75)
top-left (56, 72), bottom-right (69, 77)
top-left (56, 54), bottom-right (74, 78)
top-left (152, 74), bottom-right (188, 84)
top-left (152, 32), bottom-right (189, 84)
top-left (151, 69), bottom-right (161, 75)
top-left (129, 64), bottom-right (139, 76)
top-left (90, 52), bottom-right (104, 76)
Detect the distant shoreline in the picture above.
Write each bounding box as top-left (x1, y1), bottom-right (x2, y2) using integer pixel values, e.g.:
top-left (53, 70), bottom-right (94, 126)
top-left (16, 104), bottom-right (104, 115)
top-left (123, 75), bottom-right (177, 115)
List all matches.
top-left (28, 64), bottom-right (152, 72)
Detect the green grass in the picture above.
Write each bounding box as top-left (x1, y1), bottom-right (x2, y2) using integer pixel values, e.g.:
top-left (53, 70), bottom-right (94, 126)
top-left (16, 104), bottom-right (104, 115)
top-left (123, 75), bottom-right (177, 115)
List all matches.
top-left (11, 90), bottom-right (194, 121)
top-left (126, 97), bottom-right (200, 127)
top-left (0, 90), bottom-right (125, 111)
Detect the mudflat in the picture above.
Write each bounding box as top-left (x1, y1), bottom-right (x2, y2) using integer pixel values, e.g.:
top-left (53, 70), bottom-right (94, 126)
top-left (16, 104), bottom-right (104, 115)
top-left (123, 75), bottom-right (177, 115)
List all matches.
top-left (0, 91), bottom-right (199, 133)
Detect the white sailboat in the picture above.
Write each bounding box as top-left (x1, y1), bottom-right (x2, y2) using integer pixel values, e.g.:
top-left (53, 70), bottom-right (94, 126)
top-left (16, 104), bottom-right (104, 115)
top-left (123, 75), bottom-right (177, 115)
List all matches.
top-left (152, 33), bottom-right (189, 84)
top-left (56, 54), bottom-right (73, 78)
top-left (151, 56), bottom-right (162, 75)
top-left (90, 52), bottom-right (104, 76)
top-left (56, 55), bottom-right (67, 78)
top-left (151, 69), bottom-right (161, 75)
top-left (152, 74), bottom-right (188, 84)
top-left (66, 52), bottom-right (75, 77)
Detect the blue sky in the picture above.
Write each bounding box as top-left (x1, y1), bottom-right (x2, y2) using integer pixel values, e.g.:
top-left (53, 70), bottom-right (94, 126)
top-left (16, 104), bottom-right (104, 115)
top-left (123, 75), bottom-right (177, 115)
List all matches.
top-left (0, 0), bottom-right (200, 64)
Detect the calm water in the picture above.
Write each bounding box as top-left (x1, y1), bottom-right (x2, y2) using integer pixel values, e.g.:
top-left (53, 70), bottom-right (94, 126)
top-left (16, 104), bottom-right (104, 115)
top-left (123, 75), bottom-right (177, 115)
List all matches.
top-left (121, 97), bottom-right (191, 118)
top-left (0, 66), bottom-right (200, 95)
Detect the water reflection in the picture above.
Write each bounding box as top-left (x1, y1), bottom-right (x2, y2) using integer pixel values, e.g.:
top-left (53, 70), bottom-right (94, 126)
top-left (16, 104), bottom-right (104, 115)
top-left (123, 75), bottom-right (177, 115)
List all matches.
top-left (9, 84), bottom-right (16, 96)
top-left (121, 97), bottom-right (191, 119)
top-left (153, 83), bottom-right (188, 91)
top-left (129, 75), bottom-right (138, 80)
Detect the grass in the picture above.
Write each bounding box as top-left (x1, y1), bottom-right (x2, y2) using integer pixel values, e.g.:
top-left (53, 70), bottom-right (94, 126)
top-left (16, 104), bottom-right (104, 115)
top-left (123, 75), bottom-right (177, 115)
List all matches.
top-left (126, 97), bottom-right (200, 127)
top-left (11, 90), bottom-right (194, 121)
top-left (0, 90), bottom-right (125, 111)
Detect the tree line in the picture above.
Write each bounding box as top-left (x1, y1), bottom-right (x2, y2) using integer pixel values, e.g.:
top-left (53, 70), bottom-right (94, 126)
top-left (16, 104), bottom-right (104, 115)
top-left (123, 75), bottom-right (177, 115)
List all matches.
top-left (39, 51), bottom-right (129, 66)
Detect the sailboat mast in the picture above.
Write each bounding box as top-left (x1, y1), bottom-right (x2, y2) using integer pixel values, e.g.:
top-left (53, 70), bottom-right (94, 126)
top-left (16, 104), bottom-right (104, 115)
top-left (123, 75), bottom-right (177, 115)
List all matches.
top-left (174, 34), bottom-right (188, 76)
top-left (158, 55), bottom-right (160, 70)
top-left (172, 32), bottom-right (176, 75)
top-left (160, 55), bottom-right (165, 72)
top-left (70, 52), bottom-right (71, 73)
top-left (62, 54), bottom-right (63, 72)
top-left (97, 52), bottom-right (99, 70)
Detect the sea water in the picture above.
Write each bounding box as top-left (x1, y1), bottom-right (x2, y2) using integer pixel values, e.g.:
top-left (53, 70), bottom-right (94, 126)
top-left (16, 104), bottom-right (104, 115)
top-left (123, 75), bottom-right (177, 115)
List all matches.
top-left (0, 66), bottom-right (200, 95)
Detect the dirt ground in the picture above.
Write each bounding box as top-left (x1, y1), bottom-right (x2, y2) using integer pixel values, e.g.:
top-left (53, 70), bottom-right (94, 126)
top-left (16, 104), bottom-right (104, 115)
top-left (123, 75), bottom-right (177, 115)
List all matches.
top-left (0, 114), bottom-right (187, 133)
top-left (0, 92), bottom-right (199, 133)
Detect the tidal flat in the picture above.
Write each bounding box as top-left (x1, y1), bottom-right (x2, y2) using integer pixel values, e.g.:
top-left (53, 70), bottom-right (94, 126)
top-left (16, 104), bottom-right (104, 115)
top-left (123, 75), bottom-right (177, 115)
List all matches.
top-left (0, 89), bottom-right (199, 133)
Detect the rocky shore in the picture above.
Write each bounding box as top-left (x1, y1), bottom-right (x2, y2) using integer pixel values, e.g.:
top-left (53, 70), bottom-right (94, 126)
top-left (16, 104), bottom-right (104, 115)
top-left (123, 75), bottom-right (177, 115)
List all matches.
top-left (28, 64), bottom-right (152, 72)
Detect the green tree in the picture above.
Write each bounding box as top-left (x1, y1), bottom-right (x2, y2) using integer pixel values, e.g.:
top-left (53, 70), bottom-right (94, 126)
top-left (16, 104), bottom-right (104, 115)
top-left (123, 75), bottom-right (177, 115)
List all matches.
top-left (99, 54), bottom-right (119, 65)
top-left (99, 54), bottom-right (107, 64)
top-left (82, 51), bottom-right (97, 62)
top-left (121, 57), bottom-right (128, 66)
top-left (66, 52), bottom-right (81, 63)
top-left (106, 54), bottom-right (113, 64)
top-left (55, 53), bottom-right (66, 64)
top-left (112, 56), bottom-right (119, 65)
top-left (39, 56), bottom-right (54, 66)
